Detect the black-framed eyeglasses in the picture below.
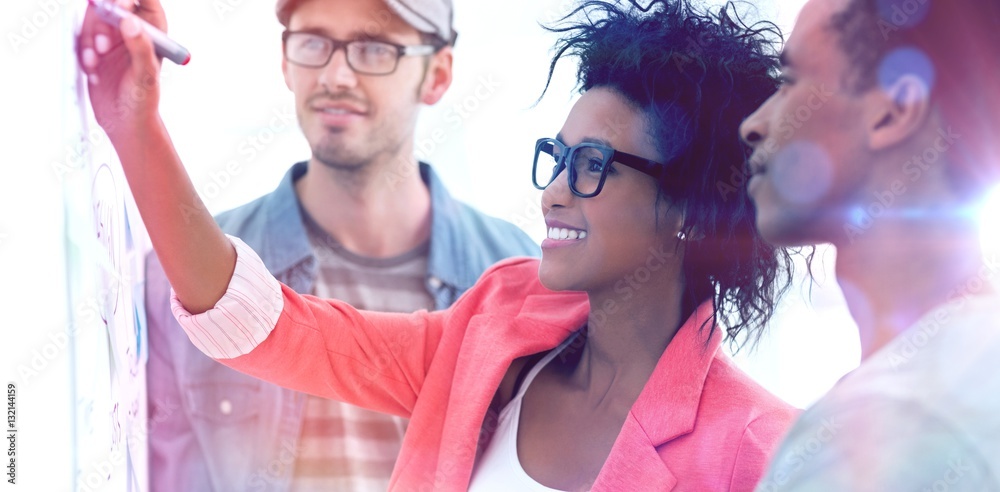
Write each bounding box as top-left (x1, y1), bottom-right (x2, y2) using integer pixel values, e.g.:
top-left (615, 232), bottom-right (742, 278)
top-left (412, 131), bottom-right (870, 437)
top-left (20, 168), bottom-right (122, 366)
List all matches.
top-left (532, 138), bottom-right (670, 198)
top-left (282, 31), bottom-right (440, 75)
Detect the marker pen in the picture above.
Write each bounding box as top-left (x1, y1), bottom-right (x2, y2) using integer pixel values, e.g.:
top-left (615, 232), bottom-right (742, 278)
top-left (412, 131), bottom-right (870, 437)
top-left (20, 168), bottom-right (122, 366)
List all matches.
top-left (88, 0), bottom-right (191, 66)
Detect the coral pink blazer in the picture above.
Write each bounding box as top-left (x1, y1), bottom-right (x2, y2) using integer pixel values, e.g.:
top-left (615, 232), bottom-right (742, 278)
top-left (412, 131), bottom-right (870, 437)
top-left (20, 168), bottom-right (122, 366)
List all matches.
top-left (216, 258), bottom-right (797, 491)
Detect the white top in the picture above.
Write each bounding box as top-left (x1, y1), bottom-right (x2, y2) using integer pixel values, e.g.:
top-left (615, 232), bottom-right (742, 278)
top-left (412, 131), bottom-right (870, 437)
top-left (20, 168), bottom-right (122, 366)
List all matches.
top-left (468, 336), bottom-right (580, 492)
top-left (757, 284), bottom-right (1000, 491)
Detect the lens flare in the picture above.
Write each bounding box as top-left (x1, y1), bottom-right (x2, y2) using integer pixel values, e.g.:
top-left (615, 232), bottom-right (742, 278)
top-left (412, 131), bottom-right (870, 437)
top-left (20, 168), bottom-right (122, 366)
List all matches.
top-left (981, 185), bottom-right (1000, 262)
top-left (879, 47), bottom-right (936, 96)
top-left (772, 140), bottom-right (833, 205)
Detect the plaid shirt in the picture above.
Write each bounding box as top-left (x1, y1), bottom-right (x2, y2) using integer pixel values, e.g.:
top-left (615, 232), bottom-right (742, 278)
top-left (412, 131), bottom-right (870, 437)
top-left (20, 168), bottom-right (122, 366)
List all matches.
top-left (288, 211), bottom-right (434, 491)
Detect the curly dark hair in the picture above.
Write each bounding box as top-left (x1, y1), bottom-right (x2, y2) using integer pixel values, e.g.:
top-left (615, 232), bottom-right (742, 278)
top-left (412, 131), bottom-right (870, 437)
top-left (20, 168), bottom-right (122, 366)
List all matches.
top-left (542, 0), bottom-right (792, 349)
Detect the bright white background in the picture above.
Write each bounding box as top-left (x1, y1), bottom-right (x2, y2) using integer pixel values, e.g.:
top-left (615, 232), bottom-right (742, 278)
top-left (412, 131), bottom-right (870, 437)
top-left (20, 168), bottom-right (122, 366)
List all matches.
top-left (2, 0), bottom-right (998, 490)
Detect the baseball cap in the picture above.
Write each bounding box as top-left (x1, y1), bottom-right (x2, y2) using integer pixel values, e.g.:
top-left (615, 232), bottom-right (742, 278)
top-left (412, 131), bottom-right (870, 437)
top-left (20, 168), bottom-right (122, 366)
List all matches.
top-left (276, 0), bottom-right (457, 45)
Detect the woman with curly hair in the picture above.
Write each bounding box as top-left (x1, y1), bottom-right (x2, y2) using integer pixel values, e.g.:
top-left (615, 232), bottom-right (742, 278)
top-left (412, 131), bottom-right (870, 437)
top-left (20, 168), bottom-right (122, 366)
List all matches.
top-left (80, 0), bottom-right (797, 489)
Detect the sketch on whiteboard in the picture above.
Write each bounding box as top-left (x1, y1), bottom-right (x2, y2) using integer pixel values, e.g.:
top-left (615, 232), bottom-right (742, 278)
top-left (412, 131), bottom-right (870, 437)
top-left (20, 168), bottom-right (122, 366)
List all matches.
top-left (92, 164), bottom-right (122, 325)
top-left (68, 3), bottom-right (151, 485)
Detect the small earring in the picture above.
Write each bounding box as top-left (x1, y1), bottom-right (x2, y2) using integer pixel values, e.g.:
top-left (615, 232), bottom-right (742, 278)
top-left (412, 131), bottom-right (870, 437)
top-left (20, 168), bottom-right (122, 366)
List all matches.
top-left (676, 231), bottom-right (687, 241)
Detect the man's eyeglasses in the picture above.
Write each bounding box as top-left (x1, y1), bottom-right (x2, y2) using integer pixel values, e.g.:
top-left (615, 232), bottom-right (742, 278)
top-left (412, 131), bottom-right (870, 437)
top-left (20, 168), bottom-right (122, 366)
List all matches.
top-left (532, 138), bottom-right (670, 198)
top-left (282, 31), bottom-right (440, 75)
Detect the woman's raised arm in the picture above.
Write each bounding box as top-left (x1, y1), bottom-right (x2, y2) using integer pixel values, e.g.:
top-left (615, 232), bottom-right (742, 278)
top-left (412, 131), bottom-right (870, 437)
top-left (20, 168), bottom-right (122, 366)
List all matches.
top-left (78, 0), bottom-right (234, 314)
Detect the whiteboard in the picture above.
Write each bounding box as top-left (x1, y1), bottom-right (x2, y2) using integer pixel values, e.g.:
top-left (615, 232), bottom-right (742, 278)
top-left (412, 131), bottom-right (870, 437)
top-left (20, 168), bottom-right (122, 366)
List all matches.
top-left (62, 3), bottom-right (150, 491)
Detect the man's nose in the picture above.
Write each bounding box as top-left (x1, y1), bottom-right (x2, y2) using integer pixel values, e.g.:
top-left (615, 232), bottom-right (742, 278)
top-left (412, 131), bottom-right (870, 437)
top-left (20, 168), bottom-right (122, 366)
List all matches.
top-left (318, 48), bottom-right (358, 89)
top-left (740, 103), bottom-right (769, 148)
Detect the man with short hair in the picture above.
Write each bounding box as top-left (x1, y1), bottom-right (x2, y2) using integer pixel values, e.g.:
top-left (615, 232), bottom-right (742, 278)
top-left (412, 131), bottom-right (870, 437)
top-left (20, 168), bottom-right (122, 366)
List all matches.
top-left (142, 0), bottom-right (538, 490)
top-left (739, 0), bottom-right (1000, 489)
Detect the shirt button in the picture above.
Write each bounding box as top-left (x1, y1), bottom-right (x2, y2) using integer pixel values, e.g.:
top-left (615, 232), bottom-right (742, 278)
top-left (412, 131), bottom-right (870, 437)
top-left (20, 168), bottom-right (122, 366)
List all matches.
top-left (428, 276), bottom-right (443, 289)
top-left (219, 399), bottom-right (233, 416)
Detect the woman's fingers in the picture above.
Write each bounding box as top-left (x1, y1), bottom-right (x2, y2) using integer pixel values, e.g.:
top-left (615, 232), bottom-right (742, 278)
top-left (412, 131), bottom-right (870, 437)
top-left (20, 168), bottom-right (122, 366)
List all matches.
top-left (118, 14), bottom-right (158, 78)
top-left (79, 0), bottom-right (167, 74)
top-left (131, 0), bottom-right (167, 33)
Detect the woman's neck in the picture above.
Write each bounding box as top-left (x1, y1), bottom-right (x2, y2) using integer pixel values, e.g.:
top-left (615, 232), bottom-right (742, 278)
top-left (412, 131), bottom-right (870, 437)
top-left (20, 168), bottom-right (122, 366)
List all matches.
top-left (574, 264), bottom-right (688, 395)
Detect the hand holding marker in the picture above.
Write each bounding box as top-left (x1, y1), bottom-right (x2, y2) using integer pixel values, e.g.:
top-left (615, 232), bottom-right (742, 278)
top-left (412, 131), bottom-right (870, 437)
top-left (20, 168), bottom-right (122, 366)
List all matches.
top-left (88, 0), bottom-right (190, 65)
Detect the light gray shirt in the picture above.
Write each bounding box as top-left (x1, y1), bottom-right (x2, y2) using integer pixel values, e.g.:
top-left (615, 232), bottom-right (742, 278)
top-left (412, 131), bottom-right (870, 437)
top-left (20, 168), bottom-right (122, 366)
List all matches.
top-left (757, 290), bottom-right (1000, 491)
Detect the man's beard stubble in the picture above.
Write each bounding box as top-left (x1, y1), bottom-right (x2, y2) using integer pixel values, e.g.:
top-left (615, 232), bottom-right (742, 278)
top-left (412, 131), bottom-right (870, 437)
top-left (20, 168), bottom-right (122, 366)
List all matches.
top-left (306, 83), bottom-right (420, 175)
top-left (311, 126), bottom-right (408, 176)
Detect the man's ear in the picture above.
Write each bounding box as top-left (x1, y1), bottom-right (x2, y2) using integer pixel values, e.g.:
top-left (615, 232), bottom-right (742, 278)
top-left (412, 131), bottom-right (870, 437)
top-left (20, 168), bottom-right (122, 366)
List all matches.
top-left (419, 46), bottom-right (453, 105)
top-left (866, 74), bottom-right (932, 152)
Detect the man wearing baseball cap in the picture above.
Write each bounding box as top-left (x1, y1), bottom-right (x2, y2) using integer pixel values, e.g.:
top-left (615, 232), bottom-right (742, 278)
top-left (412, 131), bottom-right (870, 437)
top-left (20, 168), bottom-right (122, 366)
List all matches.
top-left (277, 0), bottom-right (459, 45)
top-left (138, 0), bottom-right (536, 490)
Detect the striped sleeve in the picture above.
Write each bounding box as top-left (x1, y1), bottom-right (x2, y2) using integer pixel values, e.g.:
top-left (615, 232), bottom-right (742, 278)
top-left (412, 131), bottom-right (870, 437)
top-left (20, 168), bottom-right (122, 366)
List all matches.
top-left (170, 235), bottom-right (284, 360)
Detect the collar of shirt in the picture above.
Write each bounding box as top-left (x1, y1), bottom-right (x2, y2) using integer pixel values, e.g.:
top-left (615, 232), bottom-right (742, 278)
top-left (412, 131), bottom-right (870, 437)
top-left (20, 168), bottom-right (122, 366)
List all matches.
top-left (228, 161), bottom-right (478, 295)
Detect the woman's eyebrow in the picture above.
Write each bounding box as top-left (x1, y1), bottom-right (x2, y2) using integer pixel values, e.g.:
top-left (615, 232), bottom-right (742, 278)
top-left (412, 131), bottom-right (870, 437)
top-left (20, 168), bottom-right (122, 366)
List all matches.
top-left (555, 133), bottom-right (614, 147)
top-left (581, 137), bottom-right (614, 147)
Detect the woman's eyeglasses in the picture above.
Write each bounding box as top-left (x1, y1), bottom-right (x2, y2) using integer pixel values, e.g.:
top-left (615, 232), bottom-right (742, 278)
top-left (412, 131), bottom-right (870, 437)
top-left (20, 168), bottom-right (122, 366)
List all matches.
top-left (532, 138), bottom-right (670, 198)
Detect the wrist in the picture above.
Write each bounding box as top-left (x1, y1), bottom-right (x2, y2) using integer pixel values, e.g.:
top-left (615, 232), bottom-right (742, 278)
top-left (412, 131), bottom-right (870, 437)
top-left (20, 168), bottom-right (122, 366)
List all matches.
top-left (107, 114), bottom-right (168, 160)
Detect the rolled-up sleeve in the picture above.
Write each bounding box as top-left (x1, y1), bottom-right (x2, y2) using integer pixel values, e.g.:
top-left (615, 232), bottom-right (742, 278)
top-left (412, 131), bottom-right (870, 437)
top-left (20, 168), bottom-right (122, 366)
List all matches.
top-left (170, 235), bottom-right (284, 359)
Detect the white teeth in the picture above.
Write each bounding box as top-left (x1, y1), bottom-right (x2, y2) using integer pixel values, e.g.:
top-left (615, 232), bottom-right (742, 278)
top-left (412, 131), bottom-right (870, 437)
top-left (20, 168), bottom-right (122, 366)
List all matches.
top-left (547, 227), bottom-right (587, 241)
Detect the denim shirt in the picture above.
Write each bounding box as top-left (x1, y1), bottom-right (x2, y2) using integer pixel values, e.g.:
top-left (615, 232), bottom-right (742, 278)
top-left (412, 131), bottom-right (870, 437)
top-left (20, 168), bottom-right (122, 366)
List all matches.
top-left (145, 162), bottom-right (539, 492)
